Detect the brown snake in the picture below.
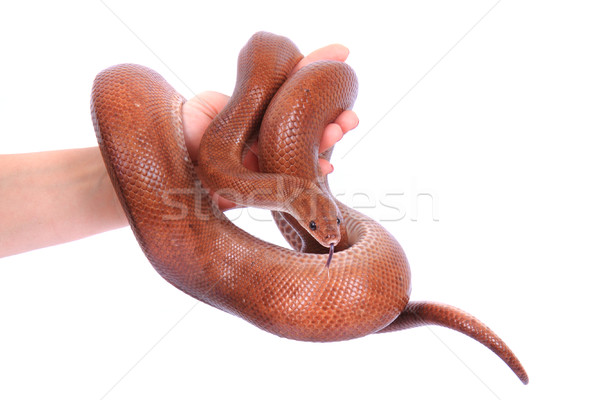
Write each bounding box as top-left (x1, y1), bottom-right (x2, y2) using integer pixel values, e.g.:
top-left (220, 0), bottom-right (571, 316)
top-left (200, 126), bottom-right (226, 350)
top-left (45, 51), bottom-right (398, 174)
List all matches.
top-left (91, 32), bottom-right (528, 384)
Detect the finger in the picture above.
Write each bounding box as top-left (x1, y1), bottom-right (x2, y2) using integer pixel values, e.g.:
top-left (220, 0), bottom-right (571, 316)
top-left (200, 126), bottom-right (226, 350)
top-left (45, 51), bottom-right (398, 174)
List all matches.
top-left (216, 195), bottom-right (238, 212)
top-left (319, 158), bottom-right (334, 175)
top-left (291, 44), bottom-right (349, 74)
top-left (334, 110), bottom-right (359, 134)
top-left (319, 123), bottom-right (344, 153)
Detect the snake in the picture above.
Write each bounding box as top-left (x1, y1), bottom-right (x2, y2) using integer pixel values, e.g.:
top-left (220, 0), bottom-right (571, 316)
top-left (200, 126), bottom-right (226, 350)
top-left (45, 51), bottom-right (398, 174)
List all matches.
top-left (91, 31), bottom-right (528, 384)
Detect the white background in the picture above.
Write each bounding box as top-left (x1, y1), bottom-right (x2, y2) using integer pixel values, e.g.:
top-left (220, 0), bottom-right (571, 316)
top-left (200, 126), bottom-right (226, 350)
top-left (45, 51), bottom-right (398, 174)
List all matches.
top-left (1, 1), bottom-right (598, 399)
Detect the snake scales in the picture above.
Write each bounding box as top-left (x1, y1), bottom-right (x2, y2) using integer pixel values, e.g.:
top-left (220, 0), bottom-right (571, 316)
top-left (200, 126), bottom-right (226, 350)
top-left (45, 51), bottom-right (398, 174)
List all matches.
top-left (91, 32), bottom-right (528, 384)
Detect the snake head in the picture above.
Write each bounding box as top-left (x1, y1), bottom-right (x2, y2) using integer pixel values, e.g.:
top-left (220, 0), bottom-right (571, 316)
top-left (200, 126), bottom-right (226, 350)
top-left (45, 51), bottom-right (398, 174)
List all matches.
top-left (291, 191), bottom-right (342, 248)
top-left (307, 214), bottom-right (342, 248)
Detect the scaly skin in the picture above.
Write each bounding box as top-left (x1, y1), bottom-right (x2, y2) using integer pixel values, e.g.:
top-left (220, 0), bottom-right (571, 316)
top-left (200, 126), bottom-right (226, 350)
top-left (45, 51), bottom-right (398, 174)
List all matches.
top-left (91, 31), bottom-right (528, 384)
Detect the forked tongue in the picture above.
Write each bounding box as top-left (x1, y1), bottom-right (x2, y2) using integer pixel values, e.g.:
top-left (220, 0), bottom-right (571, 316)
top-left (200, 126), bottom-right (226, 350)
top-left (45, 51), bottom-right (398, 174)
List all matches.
top-left (325, 243), bottom-right (335, 269)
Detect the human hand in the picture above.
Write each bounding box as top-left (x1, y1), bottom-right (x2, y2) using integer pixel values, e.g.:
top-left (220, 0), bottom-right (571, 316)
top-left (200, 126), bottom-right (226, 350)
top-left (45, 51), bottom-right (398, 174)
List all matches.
top-left (182, 44), bottom-right (359, 211)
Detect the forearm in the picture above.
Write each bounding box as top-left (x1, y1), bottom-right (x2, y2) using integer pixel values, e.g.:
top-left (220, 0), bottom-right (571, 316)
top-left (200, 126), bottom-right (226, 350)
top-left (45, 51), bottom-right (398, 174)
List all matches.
top-left (0, 147), bottom-right (127, 257)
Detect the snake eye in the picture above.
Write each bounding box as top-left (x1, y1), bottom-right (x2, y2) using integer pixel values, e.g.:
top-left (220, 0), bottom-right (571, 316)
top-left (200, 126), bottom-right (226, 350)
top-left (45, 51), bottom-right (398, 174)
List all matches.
top-left (336, 217), bottom-right (341, 225)
top-left (309, 221), bottom-right (317, 231)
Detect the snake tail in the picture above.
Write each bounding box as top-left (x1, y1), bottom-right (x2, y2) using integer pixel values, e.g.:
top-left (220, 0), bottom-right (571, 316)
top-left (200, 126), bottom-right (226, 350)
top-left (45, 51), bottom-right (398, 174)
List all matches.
top-left (378, 301), bottom-right (529, 384)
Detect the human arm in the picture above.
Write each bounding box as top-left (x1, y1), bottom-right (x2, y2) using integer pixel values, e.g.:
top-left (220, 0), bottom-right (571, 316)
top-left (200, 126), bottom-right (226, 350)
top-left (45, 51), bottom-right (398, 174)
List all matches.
top-left (0, 147), bottom-right (127, 257)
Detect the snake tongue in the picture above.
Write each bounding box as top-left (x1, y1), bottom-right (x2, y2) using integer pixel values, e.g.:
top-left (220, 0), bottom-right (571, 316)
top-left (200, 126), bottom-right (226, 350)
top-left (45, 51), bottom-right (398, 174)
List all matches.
top-left (325, 244), bottom-right (335, 269)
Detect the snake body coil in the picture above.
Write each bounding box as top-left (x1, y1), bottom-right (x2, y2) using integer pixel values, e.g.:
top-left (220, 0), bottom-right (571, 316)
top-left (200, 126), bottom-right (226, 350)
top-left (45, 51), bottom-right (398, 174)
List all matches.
top-left (91, 32), bottom-right (528, 384)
